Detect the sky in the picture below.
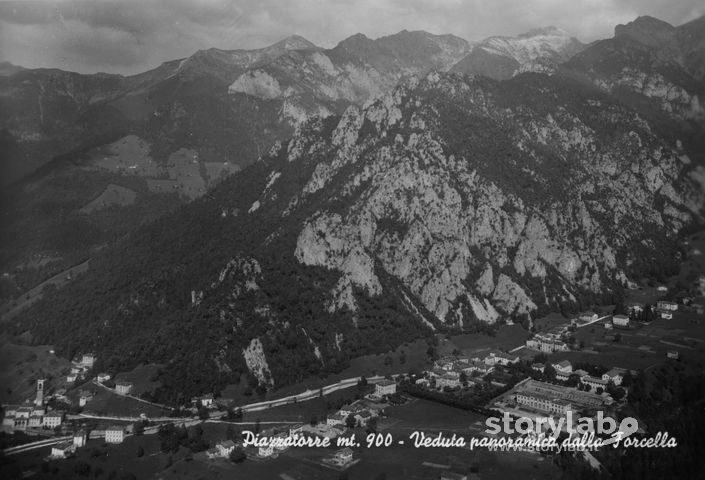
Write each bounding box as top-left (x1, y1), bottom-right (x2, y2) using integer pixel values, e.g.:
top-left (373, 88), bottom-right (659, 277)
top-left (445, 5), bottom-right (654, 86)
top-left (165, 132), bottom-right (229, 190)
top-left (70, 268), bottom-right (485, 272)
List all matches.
top-left (0, 0), bottom-right (703, 75)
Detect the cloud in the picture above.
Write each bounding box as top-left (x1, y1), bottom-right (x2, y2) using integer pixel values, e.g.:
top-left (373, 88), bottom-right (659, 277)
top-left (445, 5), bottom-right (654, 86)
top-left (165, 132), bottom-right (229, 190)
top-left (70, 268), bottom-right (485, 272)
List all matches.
top-left (0, 0), bottom-right (703, 74)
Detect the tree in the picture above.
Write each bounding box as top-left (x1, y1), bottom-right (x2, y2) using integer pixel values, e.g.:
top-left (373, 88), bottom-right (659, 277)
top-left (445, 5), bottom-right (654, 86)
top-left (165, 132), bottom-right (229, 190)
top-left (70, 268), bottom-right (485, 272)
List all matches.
top-left (345, 414), bottom-right (357, 429)
top-left (198, 406), bottom-right (209, 420)
top-left (230, 447), bottom-right (246, 463)
top-left (136, 446), bottom-right (144, 458)
top-left (74, 461), bottom-right (91, 476)
top-left (133, 421), bottom-right (145, 436)
top-left (310, 416), bottom-right (318, 426)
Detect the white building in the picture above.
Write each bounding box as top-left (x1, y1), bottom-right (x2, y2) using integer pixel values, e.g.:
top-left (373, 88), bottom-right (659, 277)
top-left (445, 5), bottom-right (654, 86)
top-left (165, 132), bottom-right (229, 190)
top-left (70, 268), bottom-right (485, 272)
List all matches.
top-left (97, 373), bottom-right (111, 383)
top-left (50, 441), bottom-right (75, 459)
top-left (332, 447), bottom-right (354, 466)
top-left (216, 440), bottom-right (235, 457)
top-left (79, 392), bottom-right (93, 407)
top-left (581, 376), bottom-right (608, 390)
top-left (43, 412), bottom-right (63, 429)
top-left (81, 353), bottom-right (96, 368)
top-left (657, 300), bottom-right (678, 311)
top-left (515, 393), bottom-right (572, 415)
top-left (74, 430), bottom-right (87, 448)
top-left (602, 369), bottom-right (623, 386)
top-left (552, 360), bottom-right (573, 376)
top-left (578, 312), bottom-right (599, 323)
top-left (531, 363), bottom-right (545, 373)
top-left (105, 426), bottom-right (126, 444)
top-left (375, 379), bottom-right (397, 396)
top-left (327, 413), bottom-right (347, 426)
top-left (28, 415), bottom-right (42, 428)
top-left (115, 381), bottom-right (133, 395)
top-left (526, 334), bottom-right (569, 353)
top-left (613, 315), bottom-right (630, 327)
top-left (437, 372), bottom-right (461, 389)
top-left (627, 303), bottom-right (644, 314)
top-left (485, 351), bottom-right (519, 366)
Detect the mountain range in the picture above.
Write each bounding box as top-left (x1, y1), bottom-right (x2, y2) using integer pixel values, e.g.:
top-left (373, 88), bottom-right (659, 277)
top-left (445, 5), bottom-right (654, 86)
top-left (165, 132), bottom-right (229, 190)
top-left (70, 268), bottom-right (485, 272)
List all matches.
top-left (2, 15), bottom-right (704, 402)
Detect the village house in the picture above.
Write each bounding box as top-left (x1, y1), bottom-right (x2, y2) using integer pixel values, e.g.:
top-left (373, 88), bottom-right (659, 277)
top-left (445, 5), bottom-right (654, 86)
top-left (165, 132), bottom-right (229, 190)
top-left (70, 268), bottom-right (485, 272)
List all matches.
top-left (115, 381), bottom-right (133, 395)
top-left (657, 300), bottom-right (678, 312)
top-left (195, 394), bottom-right (215, 408)
top-left (627, 302), bottom-right (645, 314)
top-left (552, 360), bottom-right (572, 380)
top-left (613, 314), bottom-right (630, 327)
top-left (602, 369), bottom-right (624, 386)
top-left (66, 373), bottom-right (78, 383)
top-left (43, 412), bottom-right (63, 429)
top-left (74, 430), bottom-right (87, 448)
top-left (461, 360), bottom-right (493, 376)
top-left (327, 412), bottom-right (347, 427)
top-left (526, 333), bottom-right (569, 353)
top-left (105, 426), bottom-right (126, 444)
top-left (578, 311), bottom-right (599, 323)
top-left (28, 414), bottom-right (43, 428)
top-left (354, 410), bottom-right (373, 427)
top-left (581, 375), bottom-right (608, 390)
top-left (289, 424), bottom-right (304, 437)
top-left (659, 310), bottom-right (673, 319)
top-left (531, 363), bottom-right (545, 373)
top-left (485, 350), bottom-right (519, 366)
top-left (78, 391), bottom-right (94, 407)
top-left (667, 350), bottom-right (679, 360)
top-left (415, 378), bottom-right (430, 387)
top-left (50, 441), bottom-right (75, 459)
top-left (437, 372), bottom-right (462, 389)
top-left (97, 373), bottom-right (111, 383)
top-left (216, 440), bottom-right (236, 457)
top-left (332, 447), bottom-right (354, 466)
top-left (375, 379), bottom-right (397, 397)
top-left (80, 353), bottom-right (96, 368)
top-left (604, 322), bottom-right (613, 330)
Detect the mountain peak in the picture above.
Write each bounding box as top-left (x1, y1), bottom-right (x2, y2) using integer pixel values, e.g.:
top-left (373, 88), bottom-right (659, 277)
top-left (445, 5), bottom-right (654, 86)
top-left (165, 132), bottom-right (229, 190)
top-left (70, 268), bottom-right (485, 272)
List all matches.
top-left (520, 26), bottom-right (569, 38)
top-left (270, 34), bottom-right (319, 51)
top-left (615, 15), bottom-right (675, 43)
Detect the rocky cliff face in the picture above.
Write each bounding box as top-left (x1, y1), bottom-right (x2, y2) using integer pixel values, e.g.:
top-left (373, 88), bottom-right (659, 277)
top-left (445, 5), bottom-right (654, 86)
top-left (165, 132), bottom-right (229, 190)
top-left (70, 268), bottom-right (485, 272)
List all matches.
top-left (274, 72), bottom-right (702, 327)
